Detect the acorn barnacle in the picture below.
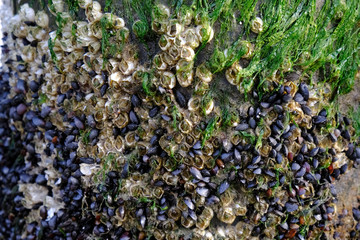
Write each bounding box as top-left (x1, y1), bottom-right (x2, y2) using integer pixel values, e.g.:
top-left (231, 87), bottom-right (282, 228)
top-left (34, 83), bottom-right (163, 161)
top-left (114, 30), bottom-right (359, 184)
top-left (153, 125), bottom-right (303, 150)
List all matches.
top-left (225, 61), bottom-right (242, 86)
top-left (250, 17), bottom-right (264, 34)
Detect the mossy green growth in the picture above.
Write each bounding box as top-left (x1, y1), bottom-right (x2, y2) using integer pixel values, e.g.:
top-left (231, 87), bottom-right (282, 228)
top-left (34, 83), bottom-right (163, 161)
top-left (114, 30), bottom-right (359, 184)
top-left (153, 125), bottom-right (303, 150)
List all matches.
top-left (48, 38), bottom-right (58, 68)
top-left (79, 129), bottom-right (91, 145)
top-left (65, 0), bottom-right (79, 17)
top-left (100, 14), bottom-right (120, 65)
top-left (202, 116), bottom-right (218, 146)
top-left (141, 72), bottom-right (156, 96)
top-left (132, 20), bottom-right (149, 40)
top-left (95, 153), bottom-right (117, 186)
top-left (172, 105), bottom-right (179, 130)
top-left (104, 0), bottom-right (113, 12)
top-left (350, 105), bottom-right (360, 140)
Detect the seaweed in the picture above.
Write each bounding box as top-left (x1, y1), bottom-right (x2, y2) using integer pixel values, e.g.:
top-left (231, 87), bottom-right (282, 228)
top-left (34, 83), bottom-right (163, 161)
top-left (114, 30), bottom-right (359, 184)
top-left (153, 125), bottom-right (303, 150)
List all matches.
top-left (350, 105), bottom-right (360, 140)
top-left (202, 116), bottom-right (218, 146)
top-left (65, 0), bottom-right (79, 17)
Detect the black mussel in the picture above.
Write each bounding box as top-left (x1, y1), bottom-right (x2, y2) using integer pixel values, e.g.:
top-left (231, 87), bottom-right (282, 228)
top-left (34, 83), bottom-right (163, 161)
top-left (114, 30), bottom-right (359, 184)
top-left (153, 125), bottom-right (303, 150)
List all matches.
top-left (299, 83), bottom-right (309, 100)
top-left (313, 115), bottom-right (326, 124)
top-left (218, 181), bottom-right (230, 194)
top-left (74, 117), bottom-right (85, 130)
top-left (196, 187), bottom-right (210, 197)
top-left (235, 123), bottom-right (249, 131)
top-left (174, 89), bottom-right (187, 108)
top-left (100, 84), bottom-right (109, 97)
top-left (149, 106), bottom-right (159, 118)
top-left (129, 111), bottom-right (139, 124)
top-left (249, 118), bottom-right (256, 129)
top-left (285, 202), bottom-right (299, 213)
top-left (291, 162), bottom-right (301, 171)
top-left (190, 167), bottom-right (202, 180)
top-left (131, 94), bottom-right (141, 107)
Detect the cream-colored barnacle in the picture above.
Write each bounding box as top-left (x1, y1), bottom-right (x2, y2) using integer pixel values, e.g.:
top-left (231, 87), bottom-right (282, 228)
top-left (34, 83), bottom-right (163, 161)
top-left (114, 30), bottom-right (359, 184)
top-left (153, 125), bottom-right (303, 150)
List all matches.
top-left (182, 28), bottom-right (200, 49)
top-left (122, 44), bottom-right (138, 61)
top-left (204, 99), bottom-right (214, 115)
top-left (188, 96), bottom-right (201, 112)
top-left (217, 207), bottom-right (236, 224)
top-left (251, 17), bottom-right (264, 34)
top-left (174, 35), bottom-right (186, 48)
top-left (114, 112), bottom-right (129, 129)
top-left (153, 4), bottom-right (171, 21)
top-left (13, 23), bottom-right (29, 38)
top-left (76, 21), bottom-right (94, 44)
top-left (35, 11), bottom-right (49, 28)
top-left (113, 136), bottom-right (125, 152)
top-left (167, 20), bottom-right (183, 37)
top-left (82, 52), bottom-right (94, 68)
top-left (59, 36), bottom-right (74, 52)
top-left (85, 1), bottom-right (103, 22)
top-left (49, 0), bottom-right (65, 14)
top-left (91, 57), bottom-right (104, 74)
top-left (132, 66), bottom-right (148, 84)
top-left (176, 59), bottom-right (194, 87)
top-left (176, 58), bottom-right (193, 72)
top-left (48, 31), bottom-right (62, 51)
top-left (116, 27), bottom-right (130, 43)
top-left (180, 46), bottom-right (195, 61)
top-left (241, 40), bottom-right (254, 59)
top-left (113, 16), bottom-right (125, 29)
top-left (181, 216), bottom-right (195, 228)
top-left (161, 52), bottom-right (177, 66)
top-left (204, 232), bottom-right (214, 240)
top-left (89, 20), bottom-right (102, 39)
top-left (196, 63), bottom-right (212, 83)
top-left (177, 69), bottom-right (194, 88)
top-left (21, 45), bottom-right (36, 63)
top-left (119, 58), bottom-right (137, 75)
top-left (105, 58), bottom-right (119, 73)
top-left (78, 0), bottom-right (92, 9)
top-left (177, 6), bottom-right (193, 26)
top-left (234, 203), bottom-right (247, 216)
top-left (120, 75), bottom-right (138, 94)
top-left (179, 119), bottom-right (193, 134)
top-left (168, 45), bottom-right (181, 62)
top-left (160, 71), bottom-right (176, 89)
top-left (91, 75), bottom-right (103, 90)
top-left (225, 61), bottom-right (243, 86)
top-left (158, 35), bottom-right (171, 51)
top-left (88, 40), bottom-right (101, 54)
top-left (153, 54), bottom-right (167, 71)
top-left (125, 132), bottom-right (137, 148)
top-left (235, 222), bottom-right (253, 238)
top-left (109, 71), bottom-right (123, 90)
top-left (151, 20), bottom-right (168, 34)
top-left (28, 27), bottom-right (47, 41)
top-left (19, 4), bottom-right (35, 22)
top-left (195, 24), bottom-right (214, 43)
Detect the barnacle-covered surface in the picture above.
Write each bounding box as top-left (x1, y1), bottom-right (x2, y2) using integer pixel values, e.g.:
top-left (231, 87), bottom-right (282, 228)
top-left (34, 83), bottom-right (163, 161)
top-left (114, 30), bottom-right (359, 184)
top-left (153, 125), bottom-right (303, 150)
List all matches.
top-left (1, 0), bottom-right (360, 240)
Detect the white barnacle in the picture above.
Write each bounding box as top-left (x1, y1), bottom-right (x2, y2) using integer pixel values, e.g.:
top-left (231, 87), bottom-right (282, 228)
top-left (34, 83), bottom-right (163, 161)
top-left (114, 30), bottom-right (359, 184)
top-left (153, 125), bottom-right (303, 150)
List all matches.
top-left (225, 61), bottom-right (243, 86)
top-left (251, 17), bottom-right (264, 34)
top-left (35, 11), bottom-right (49, 28)
top-left (19, 3), bottom-right (35, 22)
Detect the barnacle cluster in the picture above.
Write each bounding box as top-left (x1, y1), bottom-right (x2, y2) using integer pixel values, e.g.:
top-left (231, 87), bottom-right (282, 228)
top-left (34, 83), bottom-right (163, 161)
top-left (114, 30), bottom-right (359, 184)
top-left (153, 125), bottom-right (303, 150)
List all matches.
top-left (1, 1), bottom-right (360, 240)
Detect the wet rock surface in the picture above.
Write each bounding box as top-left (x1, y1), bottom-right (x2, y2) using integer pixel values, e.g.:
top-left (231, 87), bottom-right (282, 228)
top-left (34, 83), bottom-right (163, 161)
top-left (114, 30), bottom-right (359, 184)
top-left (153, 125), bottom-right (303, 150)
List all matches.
top-left (1, 0), bottom-right (360, 240)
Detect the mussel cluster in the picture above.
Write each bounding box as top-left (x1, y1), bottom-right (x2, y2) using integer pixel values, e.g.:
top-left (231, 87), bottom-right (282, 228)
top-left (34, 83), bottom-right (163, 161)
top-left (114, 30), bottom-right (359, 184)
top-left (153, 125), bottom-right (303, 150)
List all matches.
top-left (1, 1), bottom-right (360, 240)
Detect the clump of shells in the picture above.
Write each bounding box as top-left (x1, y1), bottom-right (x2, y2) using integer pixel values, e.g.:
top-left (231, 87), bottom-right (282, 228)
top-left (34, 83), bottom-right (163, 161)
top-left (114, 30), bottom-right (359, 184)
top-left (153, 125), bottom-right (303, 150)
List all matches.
top-left (0, 1), bottom-right (360, 240)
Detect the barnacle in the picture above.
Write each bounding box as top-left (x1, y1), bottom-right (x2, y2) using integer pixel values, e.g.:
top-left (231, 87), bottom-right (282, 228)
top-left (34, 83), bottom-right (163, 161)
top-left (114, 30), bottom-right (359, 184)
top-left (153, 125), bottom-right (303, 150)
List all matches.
top-left (250, 17), bottom-right (264, 34)
top-left (225, 61), bottom-right (242, 85)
